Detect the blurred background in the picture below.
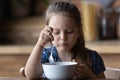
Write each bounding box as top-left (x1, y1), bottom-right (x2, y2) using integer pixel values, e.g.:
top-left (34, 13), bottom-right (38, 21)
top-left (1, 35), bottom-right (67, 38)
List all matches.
top-left (0, 0), bottom-right (120, 77)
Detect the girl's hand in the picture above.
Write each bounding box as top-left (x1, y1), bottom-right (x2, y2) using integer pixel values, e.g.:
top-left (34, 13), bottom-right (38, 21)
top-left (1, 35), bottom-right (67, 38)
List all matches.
top-left (38, 26), bottom-right (54, 47)
top-left (72, 59), bottom-right (97, 79)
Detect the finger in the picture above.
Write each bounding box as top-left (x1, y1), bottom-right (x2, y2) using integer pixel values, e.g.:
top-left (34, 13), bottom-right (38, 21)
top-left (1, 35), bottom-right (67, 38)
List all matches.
top-left (44, 26), bottom-right (54, 41)
top-left (49, 26), bottom-right (53, 32)
top-left (43, 30), bottom-right (52, 39)
top-left (47, 25), bottom-right (53, 33)
top-left (72, 58), bottom-right (80, 62)
top-left (42, 35), bottom-right (50, 42)
top-left (44, 30), bottom-right (54, 41)
top-left (44, 26), bottom-right (52, 34)
top-left (39, 35), bottom-right (49, 46)
top-left (72, 58), bottom-right (81, 65)
top-left (75, 64), bottom-right (85, 70)
top-left (49, 35), bottom-right (54, 41)
top-left (72, 59), bottom-right (76, 62)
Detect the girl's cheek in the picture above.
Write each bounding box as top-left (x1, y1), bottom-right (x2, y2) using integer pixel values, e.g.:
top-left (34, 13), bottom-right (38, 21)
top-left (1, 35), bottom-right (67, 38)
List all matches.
top-left (53, 40), bottom-right (59, 46)
top-left (52, 35), bottom-right (59, 39)
top-left (53, 36), bottom-right (60, 41)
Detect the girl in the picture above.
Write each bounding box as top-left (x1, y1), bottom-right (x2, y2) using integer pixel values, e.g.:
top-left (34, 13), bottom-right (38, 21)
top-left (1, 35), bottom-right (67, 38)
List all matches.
top-left (24, 1), bottom-right (106, 80)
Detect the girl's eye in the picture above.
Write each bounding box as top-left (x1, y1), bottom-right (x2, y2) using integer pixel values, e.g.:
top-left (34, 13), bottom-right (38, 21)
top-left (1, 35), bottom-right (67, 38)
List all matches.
top-left (66, 31), bottom-right (74, 34)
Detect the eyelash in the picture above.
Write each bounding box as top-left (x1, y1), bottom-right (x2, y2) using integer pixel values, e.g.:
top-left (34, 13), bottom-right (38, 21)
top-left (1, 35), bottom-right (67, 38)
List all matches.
top-left (53, 31), bottom-right (74, 35)
top-left (53, 32), bottom-right (59, 34)
top-left (67, 31), bottom-right (73, 33)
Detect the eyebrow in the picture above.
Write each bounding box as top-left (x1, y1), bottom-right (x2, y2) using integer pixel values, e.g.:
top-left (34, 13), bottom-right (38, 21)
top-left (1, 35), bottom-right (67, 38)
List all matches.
top-left (50, 26), bottom-right (75, 30)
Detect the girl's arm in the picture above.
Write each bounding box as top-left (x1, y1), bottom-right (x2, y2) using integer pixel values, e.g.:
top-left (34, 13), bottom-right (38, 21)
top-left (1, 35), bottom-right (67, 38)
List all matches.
top-left (86, 68), bottom-right (106, 79)
top-left (24, 41), bottom-right (44, 80)
top-left (72, 57), bottom-right (105, 79)
top-left (24, 26), bottom-right (53, 80)
top-left (74, 64), bottom-right (106, 79)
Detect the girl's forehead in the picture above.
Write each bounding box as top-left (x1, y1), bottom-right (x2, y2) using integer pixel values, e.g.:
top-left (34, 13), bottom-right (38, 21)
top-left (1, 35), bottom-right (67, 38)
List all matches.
top-left (49, 14), bottom-right (77, 28)
top-left (51, 26), bottom-right (76, 30)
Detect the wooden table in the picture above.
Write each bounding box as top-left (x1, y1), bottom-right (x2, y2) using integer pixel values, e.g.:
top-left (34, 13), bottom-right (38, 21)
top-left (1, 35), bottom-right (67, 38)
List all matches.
top-left (0, 77), bottom-right (47, 80)
top-left (0, 77), bottom-right (119, 80)
top-left (0, 40), bottom-right (120, 55)
top-left (0, 77), bottom-right (26, 80)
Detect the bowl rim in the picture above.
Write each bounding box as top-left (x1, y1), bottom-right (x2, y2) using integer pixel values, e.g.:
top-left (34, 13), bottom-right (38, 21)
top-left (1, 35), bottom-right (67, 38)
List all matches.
top-left (42, 61), bottom-right (78, 66)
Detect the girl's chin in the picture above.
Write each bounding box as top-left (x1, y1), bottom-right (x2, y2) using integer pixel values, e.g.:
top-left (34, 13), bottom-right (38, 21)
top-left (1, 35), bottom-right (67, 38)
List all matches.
top-left (58, 47), bottom-right (70, 51)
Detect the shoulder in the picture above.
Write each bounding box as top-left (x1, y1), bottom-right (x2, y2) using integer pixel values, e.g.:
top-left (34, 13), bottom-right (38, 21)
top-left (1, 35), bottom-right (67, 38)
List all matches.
top-left (88, 49), bottom-right (106, 75)
top-left (89, 50), bottom-right (101, 59)
top-left (88, 49), bottom-right (103, 64)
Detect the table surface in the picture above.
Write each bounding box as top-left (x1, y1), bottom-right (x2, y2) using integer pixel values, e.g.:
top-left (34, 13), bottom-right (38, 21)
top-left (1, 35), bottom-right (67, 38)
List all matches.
top-left (0, 77), bottom-right (48, 80)
top-left (0, 77), bottom-right (26, 80)
top-left (0, 40), bottom-right (120, 55)
top-left (0, 77), bottom-right (119, 80)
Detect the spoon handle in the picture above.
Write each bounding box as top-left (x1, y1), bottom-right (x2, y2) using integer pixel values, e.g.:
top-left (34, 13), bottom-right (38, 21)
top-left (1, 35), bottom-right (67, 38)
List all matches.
top-left (49, 39), bottom-right (55, 64)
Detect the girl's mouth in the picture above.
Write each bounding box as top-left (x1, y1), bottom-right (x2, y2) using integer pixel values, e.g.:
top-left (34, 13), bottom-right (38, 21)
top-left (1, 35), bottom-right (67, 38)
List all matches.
top-left (59, 43), bottom-right (68, 47)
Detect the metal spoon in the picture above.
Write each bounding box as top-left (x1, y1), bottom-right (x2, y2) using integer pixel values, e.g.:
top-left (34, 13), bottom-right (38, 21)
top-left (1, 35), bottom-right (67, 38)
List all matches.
top-left (48, 41), bottom-right (55, 64)
top-left (48, 26), bottom-right (55, 64)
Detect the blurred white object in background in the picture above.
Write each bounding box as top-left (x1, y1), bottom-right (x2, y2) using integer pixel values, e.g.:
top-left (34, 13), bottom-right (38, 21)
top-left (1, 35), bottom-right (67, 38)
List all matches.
top-left (104, 67), bottom-right (120, 79)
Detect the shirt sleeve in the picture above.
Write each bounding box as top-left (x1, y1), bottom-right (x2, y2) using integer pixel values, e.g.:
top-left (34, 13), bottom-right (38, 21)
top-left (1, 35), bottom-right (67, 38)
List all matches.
top-left (90, 51), bottom-right (106, 75)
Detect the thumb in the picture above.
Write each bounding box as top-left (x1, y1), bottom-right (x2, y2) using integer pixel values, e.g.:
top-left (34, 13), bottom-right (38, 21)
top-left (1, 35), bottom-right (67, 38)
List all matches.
top-left (72, 58), bottom-right (80, 62)
top-left (72, 58), bottom-right (82, 64)
top-left (72, 59), bottom-right (76, 62)
top-left (72, 59), bottom-right (79, 66)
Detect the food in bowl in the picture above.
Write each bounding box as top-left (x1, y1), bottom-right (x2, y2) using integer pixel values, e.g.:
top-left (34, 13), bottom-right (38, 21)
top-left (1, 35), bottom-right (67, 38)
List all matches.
top-left (42, 61), bottom-right (78, 80)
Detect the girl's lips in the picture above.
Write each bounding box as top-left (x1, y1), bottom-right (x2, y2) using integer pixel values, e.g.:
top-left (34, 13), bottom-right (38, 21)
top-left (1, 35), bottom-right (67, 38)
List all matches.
top-left (59, 43), bottom-right (68, 46)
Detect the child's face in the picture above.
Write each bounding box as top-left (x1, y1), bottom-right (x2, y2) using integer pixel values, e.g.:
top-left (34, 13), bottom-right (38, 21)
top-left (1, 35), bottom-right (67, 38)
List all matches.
top-left (48, 14), bottom-right (79, 51)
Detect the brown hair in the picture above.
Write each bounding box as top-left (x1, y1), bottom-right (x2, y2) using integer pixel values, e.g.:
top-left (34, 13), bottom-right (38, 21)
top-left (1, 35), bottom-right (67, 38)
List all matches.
top-left (45, 1), bottom-right (91, 68)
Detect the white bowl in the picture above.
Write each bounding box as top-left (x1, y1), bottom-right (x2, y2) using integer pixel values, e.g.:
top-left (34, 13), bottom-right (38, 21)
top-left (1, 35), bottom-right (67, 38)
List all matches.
top-left (42, 61), bottom-right (78, 80)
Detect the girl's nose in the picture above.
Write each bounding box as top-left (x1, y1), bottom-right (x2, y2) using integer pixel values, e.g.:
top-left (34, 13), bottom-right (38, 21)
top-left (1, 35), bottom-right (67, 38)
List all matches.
top-left (60, 32), bottom-right (67, 40)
